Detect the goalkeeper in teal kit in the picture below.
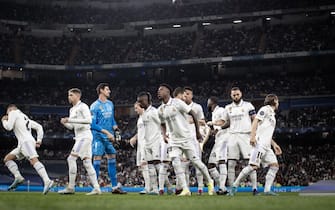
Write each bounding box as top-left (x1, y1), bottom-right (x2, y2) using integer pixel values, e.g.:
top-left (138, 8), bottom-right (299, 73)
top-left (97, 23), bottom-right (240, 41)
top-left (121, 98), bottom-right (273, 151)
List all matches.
top-left (90, 83), bottom-right (126, 194)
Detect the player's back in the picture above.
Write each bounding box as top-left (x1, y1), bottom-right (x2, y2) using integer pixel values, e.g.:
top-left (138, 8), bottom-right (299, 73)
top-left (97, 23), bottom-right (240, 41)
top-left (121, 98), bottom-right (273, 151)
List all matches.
top-left (142, 105), bottom-right (162, 146)
top-left (8, 110), bottom-right (36, 143)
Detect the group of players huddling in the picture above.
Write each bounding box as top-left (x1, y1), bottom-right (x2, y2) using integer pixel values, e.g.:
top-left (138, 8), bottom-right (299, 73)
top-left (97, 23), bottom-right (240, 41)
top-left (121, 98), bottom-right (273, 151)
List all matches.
top-left (1, 83), bottom-right (282, 196)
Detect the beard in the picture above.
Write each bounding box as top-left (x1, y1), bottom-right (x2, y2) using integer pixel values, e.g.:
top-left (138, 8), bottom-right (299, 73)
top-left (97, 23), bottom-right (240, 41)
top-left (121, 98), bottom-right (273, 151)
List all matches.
top-left (233, 98), bottom-right (241, 104)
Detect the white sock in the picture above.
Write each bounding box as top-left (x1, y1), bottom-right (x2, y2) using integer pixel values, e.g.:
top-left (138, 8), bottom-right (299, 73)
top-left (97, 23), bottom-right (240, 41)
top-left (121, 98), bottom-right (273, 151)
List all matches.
top-left (67, 156), bottom-right (77, 189)
top-left (219, 163), bottom-right (227, 190)
top-left (227, 160), bottom-right (237, 186)
top-left (264, 167), bottom-right (279, 192)
top-left (83, 159), bottom-right (100, 189)
top-left (196, 168), bottom-right (204, 189)
top-left (250, 169), bottom-right (258, 190)
top-left (181, 161), bottom-right (190, 187)
top-left (233, 165), bottom-right (254, 187)
top-left (159, 163), bottom-right (168, 190)
top-left (148, 164), bottom-right (158, 191)
top-left (191, 159), bottom-right (212, 184)
top-left (33, 161), bottom-right (50, 185)
top-left (172, 158), bottom-right (187, 190)
top-left (208, 167), bottom-right (220, 187)
top-left (5, 160), bottom-right (22, 179)
top-left (142, 164), bottom-right (151, 192)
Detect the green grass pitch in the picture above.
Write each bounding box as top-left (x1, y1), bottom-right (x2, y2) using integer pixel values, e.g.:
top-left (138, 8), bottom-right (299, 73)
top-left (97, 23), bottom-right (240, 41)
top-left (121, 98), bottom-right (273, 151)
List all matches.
top-left (0, 192), bottom-right (334, 210)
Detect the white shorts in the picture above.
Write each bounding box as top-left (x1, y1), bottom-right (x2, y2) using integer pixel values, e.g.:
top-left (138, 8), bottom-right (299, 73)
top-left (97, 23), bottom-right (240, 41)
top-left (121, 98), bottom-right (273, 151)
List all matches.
top-left (249, 144), bottom-right (278, 167)
top-left (161, 141), bottom-right (171, 162)
top-left (145, 140), bottom-right (161, 162)
top-left (10, 141), bottom-right (39, 160)
top-left (227, 133), bottom-right (252, 160)
top-left (208, 131), bottom-right (229, 164)
top-left (71, 138), bottom-right (92, 160)
top-left (136, 143), bottom-right (146, 167)
top-left (169, 140), bottom-right (200, 162)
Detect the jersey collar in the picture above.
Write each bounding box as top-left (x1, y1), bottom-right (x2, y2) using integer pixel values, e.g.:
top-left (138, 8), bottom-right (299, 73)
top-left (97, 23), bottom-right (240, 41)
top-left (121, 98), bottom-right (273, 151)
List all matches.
top-left (232, 99), bottom-right (244, 107)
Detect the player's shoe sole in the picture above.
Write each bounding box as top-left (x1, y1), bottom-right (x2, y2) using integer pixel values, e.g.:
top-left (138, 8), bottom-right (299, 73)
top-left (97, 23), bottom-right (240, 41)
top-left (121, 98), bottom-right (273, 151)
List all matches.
top-left (177, 189), bottom-right (191, 196)
top-left (58, 188), bottom-right (75, 195)
top-left (43, 180), bottom-right (54, 195)
top-left (86, 188), bottom-right (102, 195)
top-left (8, 176), bottom-right (25, 191)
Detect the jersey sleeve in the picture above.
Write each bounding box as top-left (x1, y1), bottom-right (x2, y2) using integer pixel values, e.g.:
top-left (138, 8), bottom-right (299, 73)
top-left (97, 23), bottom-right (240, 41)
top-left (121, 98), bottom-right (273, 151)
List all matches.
top-left (90, 103), bottom-right (103, 132)
top-left (29, 120), bottom-right (44, 143)
top-left (222, 106), bottom-right (229, 122)
top-left (2, 111), bottom-right (17, 131)
top-left (152, 109), bottom-right (161, 125)
top-left (68, 104), bottom-right (92, 124)
top-left (196, 104), bottom-right (205, 120)
top-left (110, 102), bottom-right (117, 128)
top-left (175, 98), bottom-right (192, 114)
top-left (248, 103), bottom-right (256, 116)
top-left (158, 106), bottom-right (165, 124)
top-left (255, 106), bottom-right (267, 121)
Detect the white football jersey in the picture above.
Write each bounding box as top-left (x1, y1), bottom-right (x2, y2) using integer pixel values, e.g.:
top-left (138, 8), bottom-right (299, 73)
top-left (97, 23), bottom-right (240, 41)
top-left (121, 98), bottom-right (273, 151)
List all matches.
top-left (158, 97), bottom-right (192, 142)
top-left (2, 109), bottom-right (43, 144)
top-left (137, 115), bottom-right (145, 145)
top-left (211, 105), bottom-right (227, 132)
top-left (255, 105), bottom-right (276, 148)
top-left (187, 102), bottom-right (205, 136)
top-left (224, 100), bottom-right (256, 133)
top-left (66, 101), bottom-right (92, 140)
top-left (142, 105), bottom-right (163, 147)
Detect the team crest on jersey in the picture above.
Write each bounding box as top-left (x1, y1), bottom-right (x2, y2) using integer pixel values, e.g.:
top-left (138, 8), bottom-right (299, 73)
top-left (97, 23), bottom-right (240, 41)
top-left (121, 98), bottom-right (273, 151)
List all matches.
top-left (228, 107), bottom-right (232, 113)
top-left (172, 107), bottom-right (177, 112)
top-left (99, 105), bottom-right (104, 112)
top-left (260, 111), bottom-right (265, 116)
top-left (241, 109), bottom-right (244, 112)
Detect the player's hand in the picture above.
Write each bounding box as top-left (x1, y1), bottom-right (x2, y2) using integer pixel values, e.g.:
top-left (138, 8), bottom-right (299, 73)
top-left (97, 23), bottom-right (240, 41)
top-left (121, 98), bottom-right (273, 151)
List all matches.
top-left (163, 134), bottom-right (169, 143)
top-left (60, 117), bottom-right (69, 124)
top-left (1, 115), bottom-right (8, 121)
top-left (206, 121), bottom-right (213, 126)
top-left (35, 142), bottom-right (41, 148)
top-left (250, 136), bottom-right (257, 147)
top-left (273, 144), bottom-right (282, 155)
top-left (129, 137), bottom-right (136, 147)
top-left (106, 132), bottom-right (115, 142)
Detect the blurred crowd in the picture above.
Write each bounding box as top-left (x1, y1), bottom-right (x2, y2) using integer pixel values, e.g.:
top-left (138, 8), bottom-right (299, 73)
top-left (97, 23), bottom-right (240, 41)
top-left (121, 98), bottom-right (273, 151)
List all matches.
top-left (0, 0), bottom-right (333, 25)
top-left (1, 19), bottom-right (334, 65)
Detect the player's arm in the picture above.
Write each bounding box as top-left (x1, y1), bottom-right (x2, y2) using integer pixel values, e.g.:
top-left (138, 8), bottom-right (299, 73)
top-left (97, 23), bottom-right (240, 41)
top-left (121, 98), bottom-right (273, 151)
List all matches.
top-left (188, 110), bottom-right (202, 141)
top-left (29, 120), bottom-right (44, 147)
top-left (250, 118), bottom-right (259, 147)
top-left (249, 103), bottom-right (256, 120)
top-left (161, 123), bottom-right (169, 143)
top-left (271, 139), bottom-right (282, 155)
top-left (2, 111), bottom-right (17, 131)
top-left (129, 134), bottom-right (138, 147)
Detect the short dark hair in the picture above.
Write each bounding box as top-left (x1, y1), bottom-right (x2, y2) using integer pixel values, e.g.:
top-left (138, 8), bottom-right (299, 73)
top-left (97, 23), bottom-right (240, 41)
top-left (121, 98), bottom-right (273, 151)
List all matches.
top-left (264, 94), bottom-right (278, 106)
top-left (184, 86), bottom-right (193, 92)
top-left (159, 83), bottom-right (173, 95)
top-left (7, 104), bottom-right (17, 109)
top-left (208, 96), bottom-right (218, 104)
top-left (137, 91), bottom-right (152, 103)
top-left (68, 88), bottom-right (82, 95)
top-left (231, 87), bottom-right (241, 91)
top-left (173, 87), bottom-right (185, 97)
top-left (96, 83), bottom-right (109, 95)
